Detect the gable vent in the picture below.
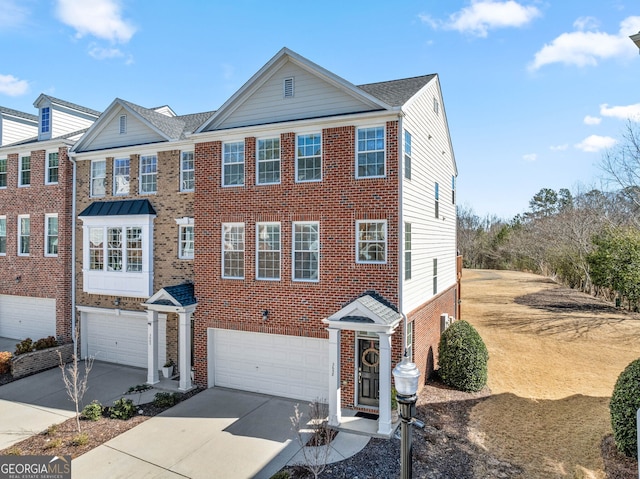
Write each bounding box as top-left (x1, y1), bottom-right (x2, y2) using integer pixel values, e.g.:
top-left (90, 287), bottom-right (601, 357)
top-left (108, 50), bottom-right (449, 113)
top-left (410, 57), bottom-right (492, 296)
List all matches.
top-left (119, 115), bottom-right (127, 134)
top-left (283, 77), bottom-right (294, 98)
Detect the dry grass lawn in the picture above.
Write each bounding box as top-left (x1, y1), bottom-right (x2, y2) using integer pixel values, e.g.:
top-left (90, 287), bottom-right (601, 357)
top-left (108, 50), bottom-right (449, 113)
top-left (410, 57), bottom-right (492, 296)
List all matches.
top-left (464, 269), bottom-right (640, 479)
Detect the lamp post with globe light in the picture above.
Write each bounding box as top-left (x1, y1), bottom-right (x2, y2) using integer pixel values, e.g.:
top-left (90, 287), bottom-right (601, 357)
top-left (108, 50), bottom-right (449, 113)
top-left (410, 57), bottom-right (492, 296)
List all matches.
top-left (392, 353), bottom-right (421, 479)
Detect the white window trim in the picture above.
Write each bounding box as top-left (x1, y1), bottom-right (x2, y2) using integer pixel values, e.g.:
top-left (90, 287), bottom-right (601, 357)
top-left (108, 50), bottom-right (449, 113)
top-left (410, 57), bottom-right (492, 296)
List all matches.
top-left (222, 141), bottom-right (245, 187)
top-left (45, 213), bottom-right (58, 257)
top-left (40, 107), bottom-right (51, 136)
top-left (180, 151), bottom-right (195, 192)
top-left (355, 126), bottom-right (386, 179)
top-left (222, 222), bottom-right (245, 279)
top-left (18, 154), bottom-right (31, 187)
top-left (176, 217), bottom-right (194, 260)
top-left (0, 157), bottom-right (7, 189)
top-left (355, 219), bottom-right (387, 264)
top-left (256, 137), bottom-right (281, 186)
top-left (295, 133), bottom-right (322, 183)
top-left (17, 214), bottom-right (30, 256)
top-left (79, 214), bottom-right (155, 297)
top-left (113, 157), bottom-right (130, 196)
top-left (139, 155), bottom-right (158, 195)
top-left (45, 150), bottom-right (59, 185)
top-left (404, 222), bottom-right (412, 281)
top-left (0, 215), bottom-right (6, 256)
top-left (256, 222), bottom-right (281, 281)
top-left (292, 221), bottom-right (320, 283)
top-left (90, 159), bottom-right (106, 197)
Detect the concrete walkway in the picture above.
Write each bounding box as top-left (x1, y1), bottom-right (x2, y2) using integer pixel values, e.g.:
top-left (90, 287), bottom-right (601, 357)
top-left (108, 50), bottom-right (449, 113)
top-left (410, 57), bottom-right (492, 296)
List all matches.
top-left (72, 388), bottom-right (370, 479)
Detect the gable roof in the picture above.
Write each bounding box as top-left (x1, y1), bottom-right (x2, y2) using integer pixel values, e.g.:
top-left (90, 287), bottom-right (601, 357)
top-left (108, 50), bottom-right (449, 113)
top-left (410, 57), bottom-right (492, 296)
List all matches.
top-left (0, 106), bottom-right (38, 122)
top-left (145, 283), bottom-right (197, 309)
top-left (196, 47), bottom-right (395, 133)
top-left (78, 199), bottom-right (156, 217)
top-left (325, 292), bottom-right (401, 326)
top-left (357, 75), bottom-right (436, 107)
top-left (33, 94), bottom-right (101, 118)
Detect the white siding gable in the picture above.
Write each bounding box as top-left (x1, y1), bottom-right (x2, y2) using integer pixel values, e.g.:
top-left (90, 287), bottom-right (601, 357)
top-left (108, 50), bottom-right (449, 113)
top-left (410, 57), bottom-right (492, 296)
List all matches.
top-left (77, 106), bottom-right (165, 152)
top-left (0, 115), bottom-right (38, 146)
top-left (401, 76), bottom-right (458, 314)
top-left (209, 60), bottom-right (381, 130)
top-left (50, 104), bottom-right (96, 139)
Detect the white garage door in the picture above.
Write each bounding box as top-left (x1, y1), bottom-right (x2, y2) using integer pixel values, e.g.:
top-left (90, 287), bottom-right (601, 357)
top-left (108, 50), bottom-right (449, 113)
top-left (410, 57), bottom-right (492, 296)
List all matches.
top-left (0, 295), bottom-right (56, 340)
top-left (209, 329), bottom-right (329, 402)
top-left (84, 311), bottom-right (166, 368)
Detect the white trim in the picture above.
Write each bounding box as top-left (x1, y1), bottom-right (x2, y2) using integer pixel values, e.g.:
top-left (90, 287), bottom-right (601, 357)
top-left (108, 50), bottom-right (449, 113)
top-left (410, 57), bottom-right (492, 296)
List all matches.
top-left (178, 223), bottom-right (194, 260)
top-left (0, 215), bottom-right (6, 256)
top-left (17, 214), bottom-right (29, 256)
top-left (90, 159), bottom-right (106, 197)
top-left (355, 219), bottom-right (387, 264)
top-left (292, 221), bottom-right (320, 282)
top-left (44, 213), bottom-right (58, 257)
top-left (45, 150), bottom-right (59, 185)
top-left (113, 157), bottom-right (130, 196)
top-left (256, 221), bottom-right (281, 281)
top-left (222, 141), bottom-right (245, 187)
top-left (18, 153), bottom-right (31, 187)
top-left (119, 114), bottom-right (127, 134)
top-left (0, 157), bottom-right (6, 189)
top-left (222, 222), bottom-right (245, 279)
top-left (255, 136), bottom-right (281, 186)
top-left (295, 132), bottom-right (322, 183)
top-left (180, 151), bottom-right (195, 192)
top-left (355, 125), bottom-right (386, 179)
top-left (139, 154), bottom-right (158, 195)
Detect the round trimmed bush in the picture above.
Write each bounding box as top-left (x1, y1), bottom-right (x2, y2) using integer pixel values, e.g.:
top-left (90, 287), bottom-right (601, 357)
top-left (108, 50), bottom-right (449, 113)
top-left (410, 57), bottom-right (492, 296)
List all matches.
top-left (438, 320), bottom-right (488, 392)
top-left (610, 358), bottom-right (640, 458)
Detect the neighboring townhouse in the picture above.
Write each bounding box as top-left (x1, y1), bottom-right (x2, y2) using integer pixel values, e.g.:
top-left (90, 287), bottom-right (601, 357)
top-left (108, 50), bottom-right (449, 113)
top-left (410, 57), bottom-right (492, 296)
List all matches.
top-left (191, 48), bottom-right (459, 437)
top-left (70, 99), bottom-right (212, 391)
top-left (0, 96), bottom-right (99, 343)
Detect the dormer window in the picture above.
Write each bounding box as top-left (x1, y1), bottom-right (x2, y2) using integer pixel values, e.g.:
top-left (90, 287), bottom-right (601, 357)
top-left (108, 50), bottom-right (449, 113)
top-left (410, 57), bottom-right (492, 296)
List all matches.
top-left (283, 77), bottom-right (294, 98)
top-left (41, 107), bottom-right (50, 134)
top-left (119, 115), bottom-right (127, 134)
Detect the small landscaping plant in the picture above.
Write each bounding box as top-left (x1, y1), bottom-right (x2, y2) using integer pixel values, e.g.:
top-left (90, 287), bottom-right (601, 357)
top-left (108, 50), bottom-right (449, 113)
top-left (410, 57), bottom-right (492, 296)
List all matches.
top-left (80, 401), bottom-right (104, 421)
top-left (33, 336), bottom-right (58, 350)
top-left (610, 358), bottom-right (640, 458)
top-left (127, 384), bottom-right (152, 394)
top-left (14, 338), bottom-right (33, 355)
top-left (109, 398), bottom-right (136, 420)
top-left (438, 320), bottom-right (489, 392)
top-left (0, 351), bottom-right (12, 374)
top-left (153, 392), bottom-right (180, 408)
top-left (70, 433), bottom-right (89, 446)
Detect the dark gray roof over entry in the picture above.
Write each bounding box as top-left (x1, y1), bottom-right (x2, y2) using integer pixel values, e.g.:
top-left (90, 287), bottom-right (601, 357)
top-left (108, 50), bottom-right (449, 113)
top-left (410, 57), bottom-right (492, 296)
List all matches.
top-left (79, 199), bottom-right (156, 217)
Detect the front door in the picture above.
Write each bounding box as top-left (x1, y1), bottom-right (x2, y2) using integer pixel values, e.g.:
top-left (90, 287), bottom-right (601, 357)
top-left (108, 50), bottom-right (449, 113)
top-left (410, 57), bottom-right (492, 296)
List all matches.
top-left (357, 338), bottom-right (380, 407)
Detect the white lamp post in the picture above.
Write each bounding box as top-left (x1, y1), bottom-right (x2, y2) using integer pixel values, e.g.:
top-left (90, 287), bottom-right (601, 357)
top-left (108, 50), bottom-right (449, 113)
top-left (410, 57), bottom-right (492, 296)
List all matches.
top-left (392, 353), bottom-right (420, 479)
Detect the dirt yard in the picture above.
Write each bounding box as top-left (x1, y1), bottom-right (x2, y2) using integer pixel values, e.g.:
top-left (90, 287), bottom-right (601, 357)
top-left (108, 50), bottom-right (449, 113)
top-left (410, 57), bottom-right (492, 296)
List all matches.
top-left (464, 269), bottom-right (640, 479)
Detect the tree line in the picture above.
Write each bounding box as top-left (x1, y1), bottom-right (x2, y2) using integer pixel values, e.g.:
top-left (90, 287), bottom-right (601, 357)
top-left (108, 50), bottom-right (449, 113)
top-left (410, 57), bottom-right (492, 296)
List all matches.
top-left (458, 122), bottom-right (640, 311)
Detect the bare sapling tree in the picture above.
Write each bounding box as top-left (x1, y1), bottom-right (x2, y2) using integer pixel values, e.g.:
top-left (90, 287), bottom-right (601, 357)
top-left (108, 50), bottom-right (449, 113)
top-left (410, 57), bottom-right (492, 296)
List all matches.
top-left (58, 330), bottom-right (95, 433)
top-left (290, 399), bottom-right (336, 479)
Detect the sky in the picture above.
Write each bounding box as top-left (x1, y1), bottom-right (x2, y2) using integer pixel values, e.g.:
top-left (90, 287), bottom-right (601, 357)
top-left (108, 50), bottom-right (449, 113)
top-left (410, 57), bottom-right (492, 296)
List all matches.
top-left (1, 0), bottom-right (639, 219)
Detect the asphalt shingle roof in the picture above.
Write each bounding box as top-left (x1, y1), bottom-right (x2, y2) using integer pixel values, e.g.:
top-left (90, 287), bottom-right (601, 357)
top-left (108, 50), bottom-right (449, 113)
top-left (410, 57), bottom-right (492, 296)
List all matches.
top-left (0, 107), bottom-right (38, 122)
top-left (162, 283), bottom-right (197, 307)
top-left (40, 94), bottom-right (101, 118)
top-left (357, 74), bottom-right (436, 107)
top-left (78, 199), bottom-right (156, 217)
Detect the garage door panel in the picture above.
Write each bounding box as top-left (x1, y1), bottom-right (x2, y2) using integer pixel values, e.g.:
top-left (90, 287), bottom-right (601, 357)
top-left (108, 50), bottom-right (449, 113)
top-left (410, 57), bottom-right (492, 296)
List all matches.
top-left (0, 295), bottom-right (56, 340)
top-left (211, 329), bottom-right (329, 402)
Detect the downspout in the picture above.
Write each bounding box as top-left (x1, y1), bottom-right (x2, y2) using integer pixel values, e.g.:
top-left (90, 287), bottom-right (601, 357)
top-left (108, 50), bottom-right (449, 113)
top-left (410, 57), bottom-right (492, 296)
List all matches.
top-left (68, 149), bottom-right (77, 352)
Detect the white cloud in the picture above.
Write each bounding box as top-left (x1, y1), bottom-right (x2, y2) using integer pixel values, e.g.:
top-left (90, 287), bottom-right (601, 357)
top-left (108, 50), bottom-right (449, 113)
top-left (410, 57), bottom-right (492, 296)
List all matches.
top-left (550, 144), bottom-right (569, 151)
top-left (88, 45), bottom-right (124, 60)
top-left (529, 15), bottom-right (640, 70)
top-left (600, 103), bottom-right (640, 120)
top-left (573, 16), bottom-right (599, 31)
top-left (583, 115), bottom-right (601, 125)
top-left (575, 135), bottom-right (617, 152)
top-left (55, 0), bottom-right (136, 43)
top-left (420, 1), bottom-right (541, 38)
top-left (523, 153), bottom-right (537, 162)
top-left (0, 0), bottom-right (29, 28)
top-left (0, 74), bottom-right (29, 96)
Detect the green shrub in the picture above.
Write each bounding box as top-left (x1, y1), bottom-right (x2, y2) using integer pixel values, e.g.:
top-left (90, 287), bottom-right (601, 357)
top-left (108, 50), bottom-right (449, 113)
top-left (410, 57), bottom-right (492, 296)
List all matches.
top-left (33, 336), bottom-right (58, 350)
top-left (269, 471), bottom-right (290, 479)
top-left (0, 351), bottom-right (12, 374)
top-left (14, 338), bottom-right (33, 355)
top-left (437, 320), bottom-right (488, 392)
top-left (109, 398), bottom-right (136, 420)
top-left (81, 401), bottom-right (104, 421)
top-left (153, 392), bottom-right (180, 408)
top-left (610, 358), bottom-right (640, 458)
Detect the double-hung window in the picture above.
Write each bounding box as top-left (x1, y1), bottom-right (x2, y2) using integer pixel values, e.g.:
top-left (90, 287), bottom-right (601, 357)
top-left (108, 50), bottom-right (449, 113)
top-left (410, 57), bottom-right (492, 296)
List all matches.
top-left (293, 222), bottom-right (319, 281)
top-left (0, 158), bottom-right (6, 188)
top-left (45, 214), bottom-right (58, 257)
top-left (452, 176), bottom-right (456, 205)
top-left (18, 215), bottom-right (30, 256)
top-left (257, 138), bottom-right (280, 185)
top-left (356, 127), bottom-right (385, 178)
top-left (177, 218), bottom-right (194, 260)
top-left (257, 222), bottom-right (280, 280)
top-left (296, 133), bottom-right (321, 182)
top-left (433, 258), bottom-right (438, 295)
top-left (90, 160), bottom-right (106, 197)
top-left (435, 182), bottom-right (440, 218)
top-left (223, 142), bottom-right (244, 186)
top-left (180, 151), bottom-right (195, 192)
top-left (356, 220), bottom-right (386, 263)
top-left (0, 216), bottom-right (6, 255)
top-left (41, 107), bottom-right (50, 134)
top-left (89, 228), bottom-right (104, 271)
top-left (140, 155), bottom-right (157, 194)
top-left (405, 222), bottom-right (412, 280)
top-left (46, 152), bottom-right (59, 184)
top-left (222, 223), bottom-right (244, 279)
top-left (19, 155), bottom-right (31, 186)
top-left (404, 130), bottom-right (412, 180)
top-left (113, 158), bottom-right (130, 195)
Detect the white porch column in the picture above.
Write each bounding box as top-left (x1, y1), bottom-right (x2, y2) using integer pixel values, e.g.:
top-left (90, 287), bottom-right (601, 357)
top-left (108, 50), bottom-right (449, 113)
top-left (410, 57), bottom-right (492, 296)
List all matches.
top-left (146, 310), bottom-right (159, 385)
top-left (327, 327), bottom-right (341, 427)
top-left (377, 331), bottom-right (392, 436)
top-left (178, 311), bottom-right (192, 391)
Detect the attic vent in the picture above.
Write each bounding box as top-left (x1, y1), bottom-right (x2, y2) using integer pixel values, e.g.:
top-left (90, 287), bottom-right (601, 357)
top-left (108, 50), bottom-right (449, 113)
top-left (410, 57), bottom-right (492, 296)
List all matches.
top-left (283, 77), bottom-right (294, 98)
top-left (119, 115), bottom-right (127, 134)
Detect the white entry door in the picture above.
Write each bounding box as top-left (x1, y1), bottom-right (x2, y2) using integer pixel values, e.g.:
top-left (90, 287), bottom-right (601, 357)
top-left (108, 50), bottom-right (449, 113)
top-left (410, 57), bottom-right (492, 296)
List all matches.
top-left (209, 329), bottom-right (329, 402)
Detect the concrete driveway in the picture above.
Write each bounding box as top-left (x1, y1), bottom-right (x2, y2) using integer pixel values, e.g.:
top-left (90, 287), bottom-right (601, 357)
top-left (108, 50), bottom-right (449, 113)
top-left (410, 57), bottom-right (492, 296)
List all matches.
top-left (72, 388), bottom-right (368, 479)
top-left (0, 361), bottom-right (149, 450)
